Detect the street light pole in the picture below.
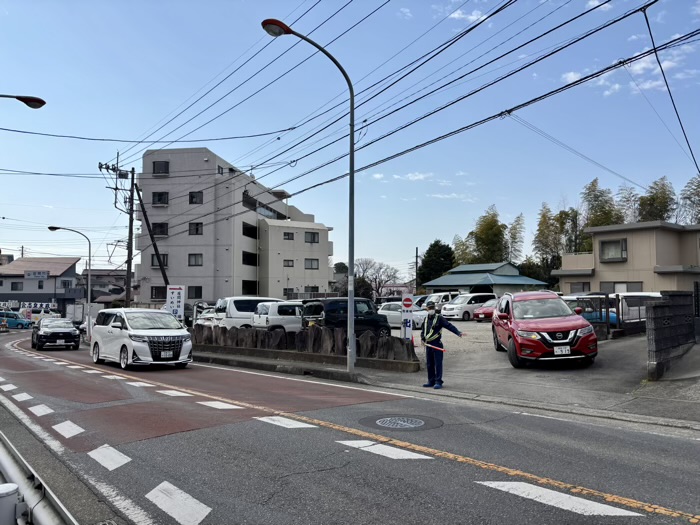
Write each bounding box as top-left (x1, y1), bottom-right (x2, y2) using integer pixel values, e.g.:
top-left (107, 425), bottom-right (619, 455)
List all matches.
top-left (261, 19), bottom-right (357, 373)
top-left (0, 94), bottom-right (46, 109)
top-left (48, 226), bottom-right (91, 342)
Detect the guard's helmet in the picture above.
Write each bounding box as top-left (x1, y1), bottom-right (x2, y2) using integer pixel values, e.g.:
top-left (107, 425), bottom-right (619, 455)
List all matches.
top-left (425, 301), bottom-right (436, 309)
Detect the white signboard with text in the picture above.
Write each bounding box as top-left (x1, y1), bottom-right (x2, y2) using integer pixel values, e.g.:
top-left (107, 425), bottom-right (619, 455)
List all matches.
top-left (166, 285), bottom-right (185, 321)
top-left (24, 271), bottom-right (49, 280)
top-left (400, 293), bottom-right (413, 340)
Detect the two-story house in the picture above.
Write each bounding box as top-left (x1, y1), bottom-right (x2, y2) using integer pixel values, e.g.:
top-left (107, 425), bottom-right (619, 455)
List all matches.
top-left (553, 221), bottom-right (700, 294)
top-left (0, 257), bottom-right (82, 312)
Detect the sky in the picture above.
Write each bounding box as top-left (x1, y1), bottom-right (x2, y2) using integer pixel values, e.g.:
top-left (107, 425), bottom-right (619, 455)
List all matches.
top-left (1, 0), bottom-right (699, 281)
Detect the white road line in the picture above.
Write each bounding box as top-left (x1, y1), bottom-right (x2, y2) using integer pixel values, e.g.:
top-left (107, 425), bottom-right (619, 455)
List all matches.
top-left (53, 362), bottom-right (69, 365)
top-left (66, 365), bottom-right (84, 369)
top-left (255, 416), bottom-right (317, 428)
top-left (12, 393), bottom-right (33, 402)
top-left (28, 404), bottom-right (55, 417)
top-left (42, 358), bottom-right (57, 362)
top-left (31, 356), bottom-right (44, 359)
top-left (157, 390), bottom-right (193, 397)
top-left (88, 445), bottom-right (132, 471)
top-left (337, 440), bottom-right (433, 460)
top-left (102, 375), bottom-right (126, 380)
top-left (0, 376), bottom-right (4, 382)
top-left (83, 370), bottom-right (103, 374)
top-left (475, 482), bottom-right (642, 516)
top-left (196, 401), bottom-right (242, 410)
top-left (126, 382), bottom-right (155, 387)
top-left (0, 384), bottom-right (17, 392)
top-left (145, 481), bottom-right (211, 525)
top-left (53, 421), bottom-right (85, 439)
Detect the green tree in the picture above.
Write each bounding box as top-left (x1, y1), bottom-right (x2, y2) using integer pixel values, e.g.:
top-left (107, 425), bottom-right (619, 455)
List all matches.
top-left (417, 240), bottom-right (455, 284)
top-left (533, 203), bottom-right (560, 262)
top-left (333, 262), bottom-right (348, 274)
top-left (581, 178), bottom-right (624, 228)
top-left (616, 184), bottom-right (640, 224)
top-left (453, 234), bottom-right (476, 265)
top-left (355, 276), bottom-right (374, 299)
top-left (468, 205), bottom-right (508, 263)
top-left (506, 213), bottom-right (525, 263)
top-left (638, 176), bottom-right (677, 222)
top-left (679, 174), bottom-right (700, 225)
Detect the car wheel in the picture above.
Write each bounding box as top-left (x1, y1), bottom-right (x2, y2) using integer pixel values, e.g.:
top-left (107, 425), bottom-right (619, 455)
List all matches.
top-left (462, 311), bottom-right (471, 321)
top-left (378, 327), bottom-right (391, 338)
top-left (31, 337), bottom-right (36, 349)
top-left (493, 329), bottom-right (505, 352)
top-left (507, 339), bottom-right (526, 368)
top-left (582, 356), bottom-right (596, 367)
top-left (92, 343), bottom-right (104, 364)
top-left (175, 362), bottom-right (188, 369)
top-left (119, 347), bottom-right (129, 370)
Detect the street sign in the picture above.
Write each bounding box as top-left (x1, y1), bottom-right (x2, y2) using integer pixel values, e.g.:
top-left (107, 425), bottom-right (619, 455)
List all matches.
top-left (166, 285), bottom-right (185, 321)
top-left (24, 271), bottom-right (49, 280)
top-left (402, 297), bottom-right (413, 309)
top-left (400, 293), bottom-right (413, 341)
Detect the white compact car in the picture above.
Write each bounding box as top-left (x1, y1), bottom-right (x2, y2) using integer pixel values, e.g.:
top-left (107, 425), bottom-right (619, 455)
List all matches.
top-left (441, 293), bottom-right (497, 321)
top-left (376, 302), bottom-right (427, 329)
top-left (91, 308), bottom-right (192, 370)
top-left (252, 301), bottom-right (304, 333)
top-left (214, 296), bottom-right (283, 329)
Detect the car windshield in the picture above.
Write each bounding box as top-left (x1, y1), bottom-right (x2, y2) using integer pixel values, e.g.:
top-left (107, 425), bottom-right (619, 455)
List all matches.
top-left (125, 311), bottom-right (183, 330)
top-left (450, 296), bottom-right (469, 305)
top-left (426, 294), bottom-right (443, 304)
top-left (513, 299), bottom-right (574, 320)
top-left (481, 299), bottom-right (498, 308)
top-left (46, 320), bottom-right (74, 329)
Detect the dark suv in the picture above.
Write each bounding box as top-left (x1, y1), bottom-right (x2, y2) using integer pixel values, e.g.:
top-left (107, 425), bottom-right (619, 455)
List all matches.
top-left (302, 298), bottom-right (391, 337)
top-left (492, 291), bottom-right (598, 368)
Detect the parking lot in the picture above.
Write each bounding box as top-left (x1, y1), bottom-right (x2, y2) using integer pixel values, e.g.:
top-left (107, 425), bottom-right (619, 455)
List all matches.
top-left (393, 317), bottom-right (494, 354)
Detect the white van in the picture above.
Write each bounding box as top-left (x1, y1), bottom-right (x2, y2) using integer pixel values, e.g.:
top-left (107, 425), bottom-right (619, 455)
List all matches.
top-left (252, 301), bottom-right (304, 333)
top-left (441, 293), bottom-right (497, 321)
top-left (91, 308), bottom-right (192, 369)
top-left (214, 296), bottom-right (283, 330)
top-left (19, 307), bottom-right (60, 325)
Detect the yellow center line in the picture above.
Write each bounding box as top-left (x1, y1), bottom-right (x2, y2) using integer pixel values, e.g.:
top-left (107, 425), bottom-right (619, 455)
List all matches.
top-left (13, 342), bottom-right (700, 523)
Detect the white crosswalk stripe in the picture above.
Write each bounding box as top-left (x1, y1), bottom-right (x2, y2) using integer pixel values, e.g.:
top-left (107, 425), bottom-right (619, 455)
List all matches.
top-left (88, 445), bottom-right (132, 471)
top-left (53, 421), bottom-right (85, 439)
top-left (196, 401), bottom-right (242, 410)
top-left (83, 370), bottom-right (103, 374)
top-left (66, 365), bottom-right (84, 369)
top-left (146, 481), bottom-right (211, 525)
top-left (12, 393), bottom-right (33, 402)
top-left (337, 440), bottom-right (432, 460)
top-left (102, 375), bottom-right (126, 380)
top-left (476, 482), bottom-right (642, 516)
top-left (0, 384), bottom-right (17, 392)
top-left (255, 416), bottom-right (317, 428)
top-left (157, 390), bottom-right (193, 397)
top-left (126, 382), bottom-right (155, 387)
top-left (28, 404), bottom-right (54, 417)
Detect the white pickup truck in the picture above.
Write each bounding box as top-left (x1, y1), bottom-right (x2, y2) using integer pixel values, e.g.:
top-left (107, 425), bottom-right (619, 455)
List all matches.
top-left (252, 301), bottom-right (304, 333)
top-left (214, 296), bottom-right (283, 329)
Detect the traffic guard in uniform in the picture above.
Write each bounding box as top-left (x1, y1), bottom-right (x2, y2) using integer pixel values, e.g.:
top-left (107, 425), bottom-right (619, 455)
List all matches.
top-left (420, 301), bottom-right (464, 389)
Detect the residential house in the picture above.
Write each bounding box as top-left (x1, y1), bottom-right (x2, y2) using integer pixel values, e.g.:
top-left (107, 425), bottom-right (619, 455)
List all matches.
top-left (0, 257), bottom-right (81, 312)
top-left (422, 262), bottom-right (546, 296)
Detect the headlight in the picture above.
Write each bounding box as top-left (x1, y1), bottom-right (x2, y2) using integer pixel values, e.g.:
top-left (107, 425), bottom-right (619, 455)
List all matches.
top-left (71, 329), bottom-right (79, 335)
top-left (183, 335), bottom-right (192, 342)
top-left (516, 330), bottom-right (541, 340)
top-left (128, 334), bottom-right (149, 343)
top-left (39, 330), bottom-right (49, 335)
top-left (578, 325), bottom-right (594, 336)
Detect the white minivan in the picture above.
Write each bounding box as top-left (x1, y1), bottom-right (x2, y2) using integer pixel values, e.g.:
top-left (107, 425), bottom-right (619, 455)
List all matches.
top-left (91, 308), bottom-right (192, 370)
top-left (214, 296), bottom-right (283, 330)
top-left (441, 293), bottom-right (497, 321)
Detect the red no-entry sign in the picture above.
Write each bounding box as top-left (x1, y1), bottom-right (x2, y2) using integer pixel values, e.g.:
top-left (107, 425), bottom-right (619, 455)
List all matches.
top-left (402, 297), bottom-right (413, 309)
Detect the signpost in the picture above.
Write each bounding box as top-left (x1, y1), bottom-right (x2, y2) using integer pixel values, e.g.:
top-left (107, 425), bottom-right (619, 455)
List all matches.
top-left (166, 285), bottom-right (185, 321)
top-left (400, 293), bottom-right (413, 340)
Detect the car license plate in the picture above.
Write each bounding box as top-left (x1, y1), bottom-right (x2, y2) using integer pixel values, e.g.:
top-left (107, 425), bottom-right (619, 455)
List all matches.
top-left (57, 339), bottom-right (65, 345)
top-left (478, 314), bottom-right (484, 318)
top-left (161, 350), bottom-right (173, 358)
top-left (554, 346), bottom-right (570, 355)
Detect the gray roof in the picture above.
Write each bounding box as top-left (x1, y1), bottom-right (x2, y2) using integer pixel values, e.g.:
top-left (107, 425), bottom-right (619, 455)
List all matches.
top-left (423, 273), bottom-right (546, 287)
top-left (448, 262), bottom-right (511, 274)
top-left (584, 221), bottom-right (700, 234)
top-left (0, 257), bottom-right (80, 277)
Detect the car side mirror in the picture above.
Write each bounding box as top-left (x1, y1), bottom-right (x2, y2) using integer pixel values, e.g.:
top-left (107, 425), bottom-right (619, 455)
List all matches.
top-left (497, 312), bottom-right (509, 320)
top-left (110, 322), bottom-right (124, 330)
top-left (574, 307), bottom-right (583, 315)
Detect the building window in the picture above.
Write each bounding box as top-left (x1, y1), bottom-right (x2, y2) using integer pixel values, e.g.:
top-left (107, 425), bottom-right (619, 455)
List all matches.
top-left (152, 192), bottom-right (169, 206)
top-left (283, 287), bottom-right (294, 298)
top-left (61, 280), bottom-right (71, 289)
top-left (283, 259), bottom-right (294, 267)
top-left (600, 282), bottom-right (643, 294)
top-left (0, 280), bottom-right (3, 286)
top-left (38, 280), bottom-right (44, 290)
top-left (242, 251), bottom-right (258, 266)
top-left (599, 239), bottom-right (627, 262)
top-left (151, 286), bottom-right (167, 300)
top-left (188, 286), bottom-right (202, 299)
top-left (189, 191), bottom-right (203, 204)
top-left (189, 222), bottom-right (203, 235)
top-left (283, 232), bottom-right (294, 240)
top-left (242, 280), bottom-right (258, 295)
top-left (151, 254), bottom-right (168, 267)
top-left (305, 231), bottom-right (319, 244)
top-left (569, 282), bottom-right (590, 294)
top-left (152, 223), bottom-right (169, 236)
top-left (11, 282), bottom-right (22, 291)
top-left (304, 286), bottom-right (319, 293)
top-left (153, 161), bottom-right (170, 175)
top-left (188, 254), bottom-right (203, 266)
top-left (217, 165), bottom-right (224, 175)
top-left (304, 258), bottom-right (319, 270)
top-left (242, 222), bottom-right (257, 239)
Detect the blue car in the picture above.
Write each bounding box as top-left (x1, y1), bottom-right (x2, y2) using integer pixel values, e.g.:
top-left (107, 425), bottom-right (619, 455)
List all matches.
top-left (563, 298), bottom-right (618, 325)
top-left (0, 311), bottom-right (32, 329)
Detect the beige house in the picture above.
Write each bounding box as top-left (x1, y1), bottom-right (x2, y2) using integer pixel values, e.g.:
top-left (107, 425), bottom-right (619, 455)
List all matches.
top-left (553, 221), bottom-right (700, 294)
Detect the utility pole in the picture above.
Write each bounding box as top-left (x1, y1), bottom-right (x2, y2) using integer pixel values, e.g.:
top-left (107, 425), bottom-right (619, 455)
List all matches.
top-left (415, 247), bottom-right (419, 294)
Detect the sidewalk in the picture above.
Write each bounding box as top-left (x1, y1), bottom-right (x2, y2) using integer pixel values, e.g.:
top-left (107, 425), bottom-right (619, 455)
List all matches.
top-left (196, 334), bottom-right (700, 431)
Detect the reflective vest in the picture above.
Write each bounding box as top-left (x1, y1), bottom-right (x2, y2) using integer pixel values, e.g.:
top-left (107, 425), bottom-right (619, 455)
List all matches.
top-left (423, 314), bottom-right (442, 343)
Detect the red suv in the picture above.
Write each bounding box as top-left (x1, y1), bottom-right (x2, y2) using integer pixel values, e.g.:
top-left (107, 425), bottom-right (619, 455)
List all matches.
top-left (492, 292), bottom-right (598, 368)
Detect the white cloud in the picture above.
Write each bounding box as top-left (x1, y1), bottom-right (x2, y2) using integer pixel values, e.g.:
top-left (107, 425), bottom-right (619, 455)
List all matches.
top-left (449, 9), bottom-right (486, 23)
top-left (561, 71), bottom-right (582, 83)
top-left (628, 34), bottom-right (646, 42)
top-left (674, 69), bottom-right (700, 80)
top-left (371, 173), bottom-right (385, 180)
top-left (627, 55), bottom-right (657, 76)
top-left (693, 0), bottom-right (700, 16)
top-left (427, 193), bottom-right (465, 199)
top-left (455, 171), bottom-right (469, 177)
top-left (380, 195), bottom-right (387, 199)
top-left (603, 83), bottom-right (621, 96)
top-left (532, 73), bottom-right (538, 80)
top-left (437, 179), bottom-right (452, 186)
top-left (398, 7), bottom-right (413, 19)
top-left (654, 10), bottom-right (666, 24)
top-left (629, 79), bottom-right (666, 92)
top-left (586, 0), bottom-right (613, 12)
top-left (393, 172), bottom-right (432, 181)
top-left (400, 197), bottom-right (417, 202)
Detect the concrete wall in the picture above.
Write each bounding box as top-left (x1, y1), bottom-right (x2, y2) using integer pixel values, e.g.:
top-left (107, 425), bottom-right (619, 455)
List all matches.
top-left (646, 291), bottom-right (696, 380)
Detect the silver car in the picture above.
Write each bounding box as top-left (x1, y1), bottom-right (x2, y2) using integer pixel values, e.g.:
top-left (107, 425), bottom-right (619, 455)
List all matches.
top-left (376, 302), bottom-right (427, 329)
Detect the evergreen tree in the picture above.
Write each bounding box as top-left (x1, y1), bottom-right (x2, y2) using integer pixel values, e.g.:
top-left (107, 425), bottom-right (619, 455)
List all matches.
top-left (679, 174), bottom-right (700, 224)
top-left (581, 178), bottom-right (624, 227)
top-left (506, 213), bottom-right (525, 263)
top-left (638, 176), bottom-right (677, 222)
top-left (417, 240), bottom-right (455, 284)
top-left (616, 184), bottom-right (640, 223)
top-left (470, 205), bottom-right (508, 263)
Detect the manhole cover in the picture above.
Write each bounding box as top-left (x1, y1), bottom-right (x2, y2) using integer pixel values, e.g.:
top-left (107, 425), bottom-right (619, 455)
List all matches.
top-left (359, 415), bottom-right (443, 431)
top-left (376, 417), bottom-right (425, 429)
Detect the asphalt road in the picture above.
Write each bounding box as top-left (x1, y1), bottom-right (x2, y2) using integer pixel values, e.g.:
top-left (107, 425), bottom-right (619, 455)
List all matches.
top-left (1, 331), bottom-right (699, 525)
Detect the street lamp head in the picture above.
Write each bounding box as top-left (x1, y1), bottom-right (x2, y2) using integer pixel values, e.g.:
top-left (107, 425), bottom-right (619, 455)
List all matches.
top-left (262, 19), bottom-right (292, 37)
top-left (15, 96), bottom-right (46, 109)
top-left (47, 226), bottom-right (61, 231)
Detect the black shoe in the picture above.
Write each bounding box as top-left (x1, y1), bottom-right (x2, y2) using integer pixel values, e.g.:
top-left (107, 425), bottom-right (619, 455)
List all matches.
top-left (422, 383), bottom-right (435, 388)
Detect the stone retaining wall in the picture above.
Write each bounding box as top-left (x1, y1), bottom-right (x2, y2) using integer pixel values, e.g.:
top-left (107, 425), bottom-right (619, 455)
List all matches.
top-left (647, 291), bottom-right (696, 381)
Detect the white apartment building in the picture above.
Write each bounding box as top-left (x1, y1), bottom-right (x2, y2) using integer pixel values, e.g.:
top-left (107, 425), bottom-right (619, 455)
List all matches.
top-left (134, 148), bottom-right (334, 305)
